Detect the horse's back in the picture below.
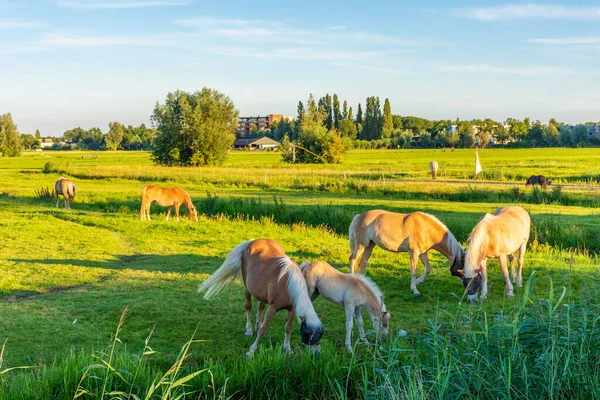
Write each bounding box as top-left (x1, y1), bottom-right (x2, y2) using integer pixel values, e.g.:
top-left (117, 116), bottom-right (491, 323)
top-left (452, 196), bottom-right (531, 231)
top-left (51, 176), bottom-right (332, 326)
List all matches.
top-left (55, 178), bottom-right (72, 196)
top-left (244, 239), bottom-right (292, 306)
top-left (491, 206), bottom-right (531, 249)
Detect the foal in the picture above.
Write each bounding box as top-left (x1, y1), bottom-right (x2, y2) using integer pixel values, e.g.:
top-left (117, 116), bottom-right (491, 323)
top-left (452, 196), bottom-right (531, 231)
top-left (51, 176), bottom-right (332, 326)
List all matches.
top-left (301, 261), bottom-right (389, 352)
top-left (198, 239), bottom-right (323, 356)
top-left (140, 185), bottom-right (198, 222)
top-left (55, 177), bottom-right (76, 209)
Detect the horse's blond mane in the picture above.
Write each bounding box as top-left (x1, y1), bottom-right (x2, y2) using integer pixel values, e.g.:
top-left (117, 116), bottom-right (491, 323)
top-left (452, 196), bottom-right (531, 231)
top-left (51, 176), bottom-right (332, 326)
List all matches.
top-left (352, 274), bottom-right (383, 307)
top-left (277, 257), bottom-right (321, 329)
top-left (422, 212), bottom-right (463, 258)
top-left (465, 213), bottom-right (493, 277)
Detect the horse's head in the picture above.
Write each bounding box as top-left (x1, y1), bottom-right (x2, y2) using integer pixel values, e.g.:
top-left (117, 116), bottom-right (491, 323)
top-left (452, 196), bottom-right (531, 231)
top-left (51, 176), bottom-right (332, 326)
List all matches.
top-left (299, 316), bottom-right (324, 353)
top-left (188, 204), bottom-right (199, 221)
top-left (461, 273), bottom-right (482, 302)
top-left (450, 250), bottom-right (465, 277)
top-left (381, 310), bottom-right (390, 335)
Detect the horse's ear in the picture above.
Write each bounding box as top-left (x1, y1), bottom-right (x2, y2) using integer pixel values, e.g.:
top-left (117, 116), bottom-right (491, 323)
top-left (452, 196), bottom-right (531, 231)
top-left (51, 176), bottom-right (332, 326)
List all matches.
top-left (382, 311), bottom-right (388, 316)
top-left (460, 251), bottom-right (465, 263)
top-left (317, 313), bottom-right (323, 319)
top-left (300, 316), bottom-right (307, 324)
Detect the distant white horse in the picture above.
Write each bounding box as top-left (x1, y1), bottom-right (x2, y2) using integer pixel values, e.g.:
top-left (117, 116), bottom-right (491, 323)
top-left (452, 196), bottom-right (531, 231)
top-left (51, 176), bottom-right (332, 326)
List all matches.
top-left (301, 260), bottom-right (389, 352)
top-left (429, 161), bottom-right (439, 179)
top-left (55, 177), bottom-right (76, 209)
top-left (462, 206), bottom-right (531, 302)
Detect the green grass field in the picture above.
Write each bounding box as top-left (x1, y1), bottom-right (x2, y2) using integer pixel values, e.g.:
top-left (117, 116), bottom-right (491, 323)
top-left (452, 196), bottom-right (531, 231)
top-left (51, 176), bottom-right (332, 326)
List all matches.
top-left (1, 149), bottom-right (599, 399)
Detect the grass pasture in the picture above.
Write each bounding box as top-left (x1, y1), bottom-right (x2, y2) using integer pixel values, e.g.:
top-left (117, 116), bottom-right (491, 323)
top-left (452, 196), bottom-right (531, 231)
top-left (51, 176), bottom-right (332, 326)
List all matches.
top-left (1, 149), bottom-right (599, 399)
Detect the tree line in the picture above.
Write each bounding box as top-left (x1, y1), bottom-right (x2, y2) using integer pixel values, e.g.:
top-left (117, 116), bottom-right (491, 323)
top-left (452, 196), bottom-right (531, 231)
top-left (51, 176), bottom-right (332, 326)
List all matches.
top-left (260, 95), bottom-right (599, 151)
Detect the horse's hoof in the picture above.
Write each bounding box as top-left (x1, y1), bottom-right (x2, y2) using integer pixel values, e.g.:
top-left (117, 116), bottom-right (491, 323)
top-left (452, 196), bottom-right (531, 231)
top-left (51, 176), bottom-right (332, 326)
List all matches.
top-left (361, 339), bottom-right (369, 345)
top-left (505, 293), bottom-right (514, 298)
top-left (245, 352), bottom-right (253, 359)
top-left (346, 347), bottom-right (353, 353)
top-left (245, 332), bottom-right (253, 337)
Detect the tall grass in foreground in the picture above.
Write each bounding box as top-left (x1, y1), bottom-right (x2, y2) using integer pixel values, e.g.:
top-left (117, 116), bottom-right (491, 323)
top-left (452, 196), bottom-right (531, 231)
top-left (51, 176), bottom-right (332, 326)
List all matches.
top-left (2, 274), bottom-right (599, 399)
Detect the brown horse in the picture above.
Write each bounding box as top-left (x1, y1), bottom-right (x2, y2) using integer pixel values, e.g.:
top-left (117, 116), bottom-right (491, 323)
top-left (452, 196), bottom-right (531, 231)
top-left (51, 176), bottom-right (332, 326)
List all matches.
top-left (349, 210), bottom-right (465, 295)
top-left (140, 185), bottom-right (198, 222)
top-left (198, 239), bottom-right (324, 357)
top-left (462, 206), bottom-right (531, 302)
top-left (300, 260), bottom-right (388, 352)
top-left (55, 177), bottom-right (76, 209)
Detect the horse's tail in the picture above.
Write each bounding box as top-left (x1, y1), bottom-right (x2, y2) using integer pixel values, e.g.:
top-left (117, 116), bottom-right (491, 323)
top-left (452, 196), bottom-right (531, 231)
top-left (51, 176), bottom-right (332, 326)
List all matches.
top-left (198, 240), bottom-right (253, 299)
top-left (68, 182), bottom-right (76, 198)
top-left (348, 214), bottom-right (360, 252)
top-left (278, 258), bottom-right (321, 329)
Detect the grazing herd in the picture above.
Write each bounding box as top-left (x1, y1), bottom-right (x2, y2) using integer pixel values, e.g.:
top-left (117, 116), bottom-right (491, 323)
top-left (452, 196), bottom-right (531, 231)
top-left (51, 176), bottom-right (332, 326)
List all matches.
top-left (52, 175), bottom-right (540, 355)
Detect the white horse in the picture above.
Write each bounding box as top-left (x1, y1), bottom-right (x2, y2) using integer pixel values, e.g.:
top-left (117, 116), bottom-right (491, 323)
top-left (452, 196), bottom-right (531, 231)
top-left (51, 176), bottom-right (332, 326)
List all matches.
top-left (300, 260), bottom-right (389, 352)
top-left (462, 206), bottom-right (531, 302)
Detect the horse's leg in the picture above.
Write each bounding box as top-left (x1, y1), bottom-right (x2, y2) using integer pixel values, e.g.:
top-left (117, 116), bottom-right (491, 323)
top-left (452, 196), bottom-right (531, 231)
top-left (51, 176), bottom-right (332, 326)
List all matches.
top-left (409, 250), bottom-right (421, 296)
top-left (244, 289), bottom-right (253, 337)
top-left (64, 196), bottom-right (68, 209)
top-left (517, 242), bottom-right (526, 287)
top-left (255, 301), bottom-right (266, 332)
top-left (56, 193), bottom-right (59, 207)
top-left (166, 207), bottom-right (172, 221)
top-left (247, 305), bottom-right (277, 358)
top-left (499, 255), bottom-right (513, 298)
top-left (415, 252), bottom-right (432, 286)
top-left (146, 204), bottom-right (151, 221)
top-left (175, 204), bottom-right (180, 222)
top-left (480, 260), bottom-right (488, 300)
top-left (354, 306), bottom-right (368, 344)
top-left (349, 243), bottom-right (364, 274)
top-left (282, 309), bottom-right (295, 354)
top-left (344, 303), bottom-right (355, 352)
top-left (508, 254), bottom-right (516, 283)
top-left (358, 242), bottom-right (375, 275)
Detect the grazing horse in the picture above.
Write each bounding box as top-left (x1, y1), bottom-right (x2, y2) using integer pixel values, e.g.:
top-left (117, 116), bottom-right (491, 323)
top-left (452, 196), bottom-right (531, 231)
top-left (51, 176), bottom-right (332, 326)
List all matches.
top-left (525, 175), bottom-right (551, 188)
top-left (349, 210), bottom-right (465, 295)
top-left (140, 185), bottom-right (198, 222)
top-left (462, 206), bottom-right (530, 302)
top-left (198, 239), bottom-right (324, 357)
top-left (55, 177), bottom-right (76, 209)
top-left (300, 260), bottom-right (389, 352)
top-left (429, 161), bottom-right (439, 179)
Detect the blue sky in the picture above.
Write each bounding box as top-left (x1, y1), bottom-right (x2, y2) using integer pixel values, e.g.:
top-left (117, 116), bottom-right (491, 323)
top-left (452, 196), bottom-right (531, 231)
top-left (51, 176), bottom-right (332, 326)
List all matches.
top-left (1, 0), bottom-right (599, 136)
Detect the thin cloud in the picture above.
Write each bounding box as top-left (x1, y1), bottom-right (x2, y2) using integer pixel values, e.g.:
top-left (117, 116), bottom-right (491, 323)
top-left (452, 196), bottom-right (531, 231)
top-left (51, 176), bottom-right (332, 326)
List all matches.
top-left (175, 17), bottom-right (419, 46)
top-left (39, 33), bottom-right (173, 47)
top-left (527, 36), bottom-right (600, 45)
top-left (57, 1), bottom-right (189, 9)
top-left (329, 62), bottom-right (406, 74)
top-left (441, 64), bottom-right (572, 76)
top-left (0, 20), bottom-right (41, 28)
top-left (174, 17), bottom-right (261, 27)
top-left (208, 46), bottom-right (392, 61)
top-left (452, 3), bottom-right (600, 21)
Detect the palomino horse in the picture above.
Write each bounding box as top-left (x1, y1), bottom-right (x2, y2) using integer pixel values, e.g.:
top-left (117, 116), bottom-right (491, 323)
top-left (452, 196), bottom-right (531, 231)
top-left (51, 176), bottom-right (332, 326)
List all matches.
top-left (198, 239), bottom-right (324, 357)
top-left (55, 177), bottom-right (76, 209)
top-left (462, 206), bottom-right (531, 302)
top-left (349, 210), bottom-right (465, 295)
top-left (140, 185), bottom-right (198, 222)
top-left (300, 261), bottom-right (389, 352)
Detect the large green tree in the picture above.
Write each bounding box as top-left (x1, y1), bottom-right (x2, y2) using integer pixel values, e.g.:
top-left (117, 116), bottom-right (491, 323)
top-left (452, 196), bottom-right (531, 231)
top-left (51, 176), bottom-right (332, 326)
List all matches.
top-left (151, 88), bottom-right (238, 166)
top-left (333, 94), bottom-right (341, 129)
top-left (0, 113), bottom-right (22, 157)
top-left (105, 121), bottom-right (125, 151)
top-left (382, 98), bottom-right (393, 139)
top-left (362, 96), bottom-right (383, 140)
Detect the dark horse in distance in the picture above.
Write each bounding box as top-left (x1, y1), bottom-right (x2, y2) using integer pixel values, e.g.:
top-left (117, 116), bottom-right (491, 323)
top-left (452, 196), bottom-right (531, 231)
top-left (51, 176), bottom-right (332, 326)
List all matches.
top-left (525, 175), bottom-right (551, 188)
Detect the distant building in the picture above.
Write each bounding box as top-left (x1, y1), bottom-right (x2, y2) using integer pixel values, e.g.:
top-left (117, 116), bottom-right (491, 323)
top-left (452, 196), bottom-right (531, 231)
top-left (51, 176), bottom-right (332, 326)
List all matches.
top-left (561, 124), bottom-right (600, 139)
top-left (40, 138), bottom-right (54, 148)
top-left (237, 114), bottom-right (292, 136)
top-left (233, 136), bottom-right (280, 150)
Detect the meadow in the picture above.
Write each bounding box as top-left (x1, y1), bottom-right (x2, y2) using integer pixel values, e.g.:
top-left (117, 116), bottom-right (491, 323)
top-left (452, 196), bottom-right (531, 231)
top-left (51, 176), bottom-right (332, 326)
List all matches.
top-left (0, 149), bottom-right (599, 399)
